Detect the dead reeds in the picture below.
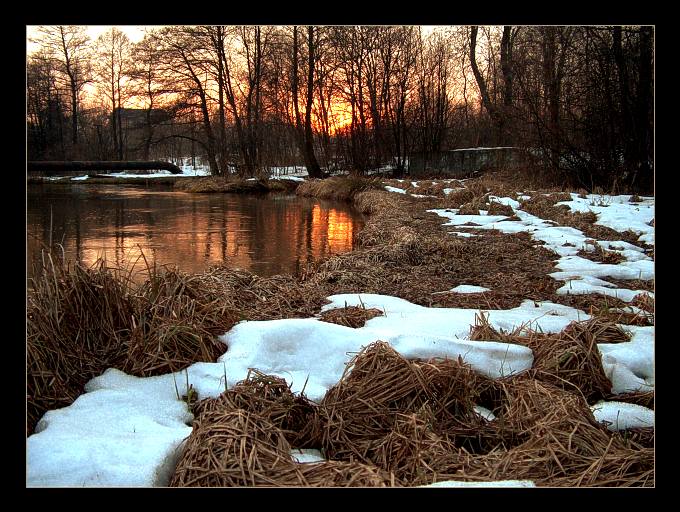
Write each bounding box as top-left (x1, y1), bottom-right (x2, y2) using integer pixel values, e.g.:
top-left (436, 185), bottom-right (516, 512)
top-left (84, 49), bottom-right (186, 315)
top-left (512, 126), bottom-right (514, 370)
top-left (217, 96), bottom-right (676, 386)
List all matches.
top-left (318, 342), bottom-right (486, 464)
top-left (319, 305), bottom-right (383, 328)
top-left (27, 256), bottom-right (135, 433)
top-left (26, 256), bottom-right (240, 434)
top-left (445, 181), bottom-right (490, 208)
top-left (296, 176), bottom-right (382, 202)
top-left (174, 176), bottom-right (297, 194)
top-left (169, 409), bottom-right (298, 487)
top-left (170, 339), bottom-right (652, 487)
top-left (192, 369), bottom-right (320, 448)
top-left (469, 313), bottom-right (622, 402)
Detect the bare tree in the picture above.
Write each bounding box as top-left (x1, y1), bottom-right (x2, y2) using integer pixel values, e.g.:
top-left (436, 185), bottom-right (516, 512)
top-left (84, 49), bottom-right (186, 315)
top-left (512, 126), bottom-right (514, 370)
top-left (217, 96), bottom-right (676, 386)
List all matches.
top-left (34, 26), bottom-right (92, 156)
top-left (291, 26), bottom-right (323, 178)
top-left (153, 26), bottom-right (220, 175)
top-left (129, 30), bottom-right (170, 160)
top-left (469, 26), bottom-right (504, 144)
top-left (93, 27), bottom-right (131, 160)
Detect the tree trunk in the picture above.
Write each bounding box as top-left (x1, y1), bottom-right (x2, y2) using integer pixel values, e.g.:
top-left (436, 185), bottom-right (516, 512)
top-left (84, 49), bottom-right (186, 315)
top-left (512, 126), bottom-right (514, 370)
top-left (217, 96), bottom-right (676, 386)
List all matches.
top-left (500, 26), bottom-right (514, 144)
top-left (470, 26), bottom-right (503, 144)
top-left (304, 27), bottom-right (323, 178)
top-left (635, 26), bottom-right (653, 192)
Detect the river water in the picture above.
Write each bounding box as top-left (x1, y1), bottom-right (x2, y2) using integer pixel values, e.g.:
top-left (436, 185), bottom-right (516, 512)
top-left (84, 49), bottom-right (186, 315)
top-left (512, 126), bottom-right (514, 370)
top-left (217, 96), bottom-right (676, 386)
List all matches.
top-left (27, 183), bottom-right (364, 280)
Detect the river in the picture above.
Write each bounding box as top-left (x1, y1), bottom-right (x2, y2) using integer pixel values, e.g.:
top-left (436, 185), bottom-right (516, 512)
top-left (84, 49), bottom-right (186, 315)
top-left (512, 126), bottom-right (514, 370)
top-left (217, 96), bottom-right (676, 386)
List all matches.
top-left (27, 183), bottom-right (364, 281)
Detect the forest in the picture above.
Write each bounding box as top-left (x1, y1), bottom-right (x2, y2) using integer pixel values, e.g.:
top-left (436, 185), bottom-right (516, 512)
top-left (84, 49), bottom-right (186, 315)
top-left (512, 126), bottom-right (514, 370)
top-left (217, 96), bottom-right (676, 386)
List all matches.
top-left (27, 25), bottom-right (654, 193)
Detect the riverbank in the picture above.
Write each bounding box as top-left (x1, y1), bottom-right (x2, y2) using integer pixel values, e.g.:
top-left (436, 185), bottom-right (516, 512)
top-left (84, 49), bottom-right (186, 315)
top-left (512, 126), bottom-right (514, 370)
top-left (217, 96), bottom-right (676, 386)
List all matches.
top-left (27, 172), bottom-right (654, 487)
top-left (173, 175), bottom-right (301, 194)
top-left (27, 175), bottom-right (193, 186)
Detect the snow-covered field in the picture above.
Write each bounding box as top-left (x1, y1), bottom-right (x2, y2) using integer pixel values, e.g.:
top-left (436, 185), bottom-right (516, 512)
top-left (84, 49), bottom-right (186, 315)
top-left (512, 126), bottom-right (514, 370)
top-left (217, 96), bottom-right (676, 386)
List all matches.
top-left (26, 184), bottom-right (654, 487)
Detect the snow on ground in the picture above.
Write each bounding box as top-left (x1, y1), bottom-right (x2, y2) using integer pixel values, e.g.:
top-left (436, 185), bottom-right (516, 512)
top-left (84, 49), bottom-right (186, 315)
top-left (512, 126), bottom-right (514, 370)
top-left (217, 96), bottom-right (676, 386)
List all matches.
top-left (27, 370), bottom-right (193, 487)
top-left (420, 479), bottom-right (536, 488)
top-left (384, 185), bottom-right (408, 194)
top-left (272, 175), bottom-right (306, 182)
top-left (28, 292), bottom-right (606, 487)
top-left (429, 192), bottom-right (654, 303)
top-left (291, 449), bottom-right (326, 464)
top-left (591, 401), bottom-right (654, 431)
top-left (27, 188), bottom-right (655, 488)
top-left (598, 325), bottom-right (654, 394)
top-left (450, 285), bottom-right (491, 293)
top-left (270, 166), bottom-right (309, 177)
top-left (555, 194), bottom-right (654, 246)
top-left (473, 405), bottom-right (496, 422)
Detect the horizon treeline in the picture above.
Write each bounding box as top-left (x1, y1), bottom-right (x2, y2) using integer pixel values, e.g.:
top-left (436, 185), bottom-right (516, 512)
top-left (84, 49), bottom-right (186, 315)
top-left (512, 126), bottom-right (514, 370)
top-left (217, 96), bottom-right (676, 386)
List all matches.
top-left (27, 25), bottom-right (653, 192)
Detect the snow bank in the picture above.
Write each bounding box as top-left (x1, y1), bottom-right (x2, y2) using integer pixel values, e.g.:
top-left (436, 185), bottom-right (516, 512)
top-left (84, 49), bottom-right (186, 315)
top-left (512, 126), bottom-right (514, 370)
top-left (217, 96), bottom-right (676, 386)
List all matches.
top-left (29, 293), bottom-right (594, 487)
top-left (450, 285), bottom-right (490, 293)
top-left (290, 449), bottom-right (326, 464)
top-left (27, 369), bottom-right (193, 487)
top-left (598, 325), bottom-right (654, 394)
top-left (556, 194), bottom-right (654, 245)
top-left (591, 401), bottom-right (654, 431)
top-left (420, 480), bottom-right (536, 488)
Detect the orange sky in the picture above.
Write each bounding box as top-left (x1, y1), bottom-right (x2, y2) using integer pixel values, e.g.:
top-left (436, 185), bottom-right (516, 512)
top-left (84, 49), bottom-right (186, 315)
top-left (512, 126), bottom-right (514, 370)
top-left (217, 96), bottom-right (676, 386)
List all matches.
top-left (26, 25), bottom-right (152, 54)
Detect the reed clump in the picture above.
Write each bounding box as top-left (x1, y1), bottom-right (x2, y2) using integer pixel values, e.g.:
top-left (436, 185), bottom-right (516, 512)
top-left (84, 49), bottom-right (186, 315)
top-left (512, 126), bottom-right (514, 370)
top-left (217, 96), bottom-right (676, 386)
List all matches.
top-left (192, 369), bottom-right (320, 448)
top-left (318, 342), bottom-right (487, 464)
top-left (26, 256), bottom-right (240, 434)
top-left (296, 176), bottom-right (382, 202)
top-left (27, 256), bottom-right (135, 433)
top-left (169, 340), bottom-right (652, 487)
top-left (319, 305), bottom-right (384, 328)
top-left (174, 176), bottom-right (298, 194)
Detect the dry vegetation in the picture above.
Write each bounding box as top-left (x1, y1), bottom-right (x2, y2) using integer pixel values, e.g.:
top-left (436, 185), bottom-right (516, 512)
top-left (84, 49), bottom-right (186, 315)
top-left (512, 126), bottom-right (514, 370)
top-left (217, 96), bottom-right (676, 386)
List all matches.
top-left (174, 175), bottom-right (298, 193)
top-left (28, 172), bottom-right (654, 486)
top-left (171, 340), bottom-right (652, 487)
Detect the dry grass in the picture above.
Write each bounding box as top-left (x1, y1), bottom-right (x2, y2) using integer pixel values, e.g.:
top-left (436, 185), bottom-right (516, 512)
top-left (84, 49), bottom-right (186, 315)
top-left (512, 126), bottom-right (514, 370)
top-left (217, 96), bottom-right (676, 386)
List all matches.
top-left (27, 256), bottom-right (135, 434)
top-left (192, 369), bottom-right (320, 448)
top-left (27, 256), bottom-right (240, 434)
top-left (169, 341), bottom-right (653, 487)
top-left (632, 293), bottom-right (655, 313)
top-left (169, 409), bottom-right (299, 487)
top-left (319, 305), bottom-right (384, 328)
top-left (444, 181), bottom-right (490, 208)
top-left (487, 201), bottom-right (515, 216)
top-left (576, 247), bottom-right (626, 265)
top-left (469, 314), bottom-right (625, 402)
top-left (318, 342), bottom-right (491, 466)
top-left (296, 176), bottom-right (382, 202)
top-left (532, 319), bottom-right (619, 402)
top-left (408, 181), bottom-right (456, 197)
top-left (462, 377), bottom-right (654, 487)
top-left (174, 176), bottom-right (297, 194)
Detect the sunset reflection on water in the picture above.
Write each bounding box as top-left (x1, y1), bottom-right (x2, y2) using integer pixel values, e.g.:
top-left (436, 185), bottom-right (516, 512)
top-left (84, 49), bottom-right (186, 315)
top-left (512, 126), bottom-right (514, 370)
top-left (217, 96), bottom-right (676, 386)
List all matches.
top-left (27, 185), bottom-right (364, 280)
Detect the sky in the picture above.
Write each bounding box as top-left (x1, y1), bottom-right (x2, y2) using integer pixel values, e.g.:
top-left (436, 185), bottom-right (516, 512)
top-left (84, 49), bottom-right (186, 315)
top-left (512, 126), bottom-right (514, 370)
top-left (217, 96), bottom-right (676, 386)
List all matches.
top-left (26, 25), bottom-right (442, 54)
top-left (26, 180), bottom-right (655, 487)
top-left (26, 25), bottom-right (152, 54)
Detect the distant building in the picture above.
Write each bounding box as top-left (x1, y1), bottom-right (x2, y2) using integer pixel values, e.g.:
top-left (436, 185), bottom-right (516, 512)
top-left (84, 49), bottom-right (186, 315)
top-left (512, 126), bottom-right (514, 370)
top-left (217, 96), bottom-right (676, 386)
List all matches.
top-left (113, 107), bottom-right (170, 129)
top-left (408, 147), bottom-right (525, 177)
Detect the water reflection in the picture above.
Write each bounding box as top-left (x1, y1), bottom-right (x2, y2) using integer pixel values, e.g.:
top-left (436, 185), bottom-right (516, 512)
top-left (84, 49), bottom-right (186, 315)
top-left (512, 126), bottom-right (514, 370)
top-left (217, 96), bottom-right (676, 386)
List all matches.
top-left (27, 184), bottom-right (364, 280)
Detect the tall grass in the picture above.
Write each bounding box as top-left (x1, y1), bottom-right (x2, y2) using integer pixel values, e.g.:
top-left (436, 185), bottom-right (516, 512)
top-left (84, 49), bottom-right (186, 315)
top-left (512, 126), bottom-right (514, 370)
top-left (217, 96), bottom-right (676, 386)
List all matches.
top-left (26, 253), bottom-right (239, 435)
top-left (296, 176), bottom-right (382, 202)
